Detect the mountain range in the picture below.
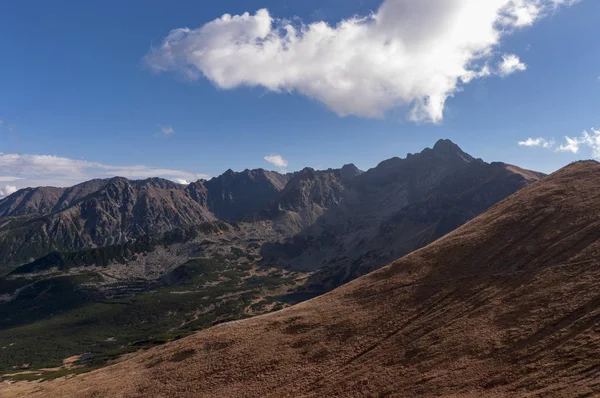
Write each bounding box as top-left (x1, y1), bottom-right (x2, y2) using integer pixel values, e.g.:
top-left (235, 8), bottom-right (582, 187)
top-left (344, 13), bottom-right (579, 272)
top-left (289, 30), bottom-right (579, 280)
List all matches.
top-left (4, 160), bottom-right (598, 397)
top-left (0, 139), bottom-right (550, 388)
top-left (0, 139), bottom-right (541, 276)
top-left (264, 139), bottom-right (544, 292)
top-left (0, 164), bottom-right (363, 271)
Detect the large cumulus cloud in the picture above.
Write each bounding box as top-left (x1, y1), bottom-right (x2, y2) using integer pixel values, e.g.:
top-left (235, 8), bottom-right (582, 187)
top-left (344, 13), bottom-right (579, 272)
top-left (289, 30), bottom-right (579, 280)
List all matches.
top-left (145, 0), bottom-right (577, 123)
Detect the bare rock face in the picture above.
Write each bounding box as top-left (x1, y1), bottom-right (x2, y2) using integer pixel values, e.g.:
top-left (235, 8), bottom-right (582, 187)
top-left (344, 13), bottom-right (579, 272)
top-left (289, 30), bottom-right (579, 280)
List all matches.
top-left (255, 165), bottom-right (362, 235)
top-left (0, 169), bottom-right (298, 271)
top-left (202, 168), bottom-right (290, 221)
top-left (0, 168), bottom-right (296, 271)
top-left (0, 178), bottom-right (215, 271)
top-left (0, 179), bottom-right (108, 218)
top-left (187, 165), bottom-right (362, 235)
top-left (262, 140), bottom-right (544, 292)
top-left (185, 180), bottom-right (210, 208)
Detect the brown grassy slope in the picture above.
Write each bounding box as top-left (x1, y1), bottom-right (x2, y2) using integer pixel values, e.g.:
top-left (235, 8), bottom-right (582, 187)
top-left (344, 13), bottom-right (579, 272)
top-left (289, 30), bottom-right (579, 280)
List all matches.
top-left (4, 160), bottom-right (600, 398)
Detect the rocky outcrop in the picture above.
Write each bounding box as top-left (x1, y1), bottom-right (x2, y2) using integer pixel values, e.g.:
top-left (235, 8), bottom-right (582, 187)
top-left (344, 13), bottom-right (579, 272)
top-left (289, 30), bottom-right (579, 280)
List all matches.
top-left (203, 169), bottom-right (290, 221)
top-left (255, 165), bottom-right (362, 234)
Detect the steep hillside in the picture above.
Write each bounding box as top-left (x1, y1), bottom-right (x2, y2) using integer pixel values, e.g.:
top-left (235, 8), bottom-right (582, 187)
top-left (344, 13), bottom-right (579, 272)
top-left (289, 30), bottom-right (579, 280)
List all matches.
top-left (6, 160), bottom-right (599, 397)
top-left (264, 140), bottom-right (544, 292)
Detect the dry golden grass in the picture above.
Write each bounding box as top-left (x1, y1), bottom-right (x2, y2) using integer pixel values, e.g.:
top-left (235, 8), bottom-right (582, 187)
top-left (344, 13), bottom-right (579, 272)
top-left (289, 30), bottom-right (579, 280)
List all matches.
top-left (3, 161), bottom-right (600, 397)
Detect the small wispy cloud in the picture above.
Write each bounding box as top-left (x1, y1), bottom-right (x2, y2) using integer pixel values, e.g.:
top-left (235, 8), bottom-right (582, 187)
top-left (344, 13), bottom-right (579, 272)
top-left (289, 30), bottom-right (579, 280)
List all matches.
top-left (0, 153), bottom-right (209, 196)
top-left (264, 154), bottom-right (288, 169)
top-left (518, 128), bottom-right (600, 159)
top-left (518, 137), bottom-right (555, 148)
top-left (0, 176), bottom-right (22, 182)
top-left (499, 54), bottom-right (527, 77)
top-left (0, 120), bottom-right (16, 131)
top-left (556, 129), bottom-right (600, 158)
top-left (161, 126), bottom-right (175, 136)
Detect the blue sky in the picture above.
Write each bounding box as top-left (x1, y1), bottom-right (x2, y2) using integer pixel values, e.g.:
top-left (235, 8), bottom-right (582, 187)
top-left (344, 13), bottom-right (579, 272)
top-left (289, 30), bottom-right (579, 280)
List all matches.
top-left (0, 0), bottom-right (599, 194)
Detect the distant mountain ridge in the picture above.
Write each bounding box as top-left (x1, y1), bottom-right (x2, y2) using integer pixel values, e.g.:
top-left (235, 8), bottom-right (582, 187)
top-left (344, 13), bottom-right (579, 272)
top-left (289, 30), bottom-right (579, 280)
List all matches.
top-left (0, 165), bottom-right (359, 271)
top-left (0, 140), bottom-right (543, 274)
top-left (0, 179), bottom-right (109, 218)
top-left (0, 177), bottom-right (216, 269)
top-left (201, 168), bottom-right (291, 221)
top-left (254, 164), bottom-right (363, 234)
top-left (262, 139), bottom-right (545, 291)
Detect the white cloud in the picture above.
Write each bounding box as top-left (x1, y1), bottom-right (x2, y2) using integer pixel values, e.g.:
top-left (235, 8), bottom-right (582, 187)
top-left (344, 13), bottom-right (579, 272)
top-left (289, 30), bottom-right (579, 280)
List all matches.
top-left (0, 176), bottom-right (23, 182)
top-left (557, 129), bottom-right (600, 158)
top-left (499, 54), bottom-right (527, 77)
top-left (145, 0), bottom-right (575, 123)
top-left (518, 137), bottom-right (554, 148)
top-left (0, 185), bottom-right (17, 198)
top-left (558, 136), bottom-right (581, 154)
top-left (173, 178), bottom-right (190, 185)
top-left (264, 154), bottom-right (288, 169)
top-left (518, 128), bottom-right (600, 159)
top-left (0, 153), bottom-right (210, 194)
top-left (161, 126), bottom-right (175, 136)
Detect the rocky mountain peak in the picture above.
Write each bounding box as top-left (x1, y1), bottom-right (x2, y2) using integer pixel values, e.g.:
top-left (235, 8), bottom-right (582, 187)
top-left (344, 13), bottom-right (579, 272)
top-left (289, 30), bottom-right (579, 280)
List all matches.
top-left (135, 177), bottom-right (183, 190)
top-left (203, 168), bottom-right (290, 221)
top-left (431, 139), bottom-right (474, 162)
top-left (340, 163), bottom-right (362, 180)
top-left (185, 181), bottom-right (209, 208)
top-left (296, 167), bottom-right (316, 179)
top-left (220, 169), bottom-right (237, 180)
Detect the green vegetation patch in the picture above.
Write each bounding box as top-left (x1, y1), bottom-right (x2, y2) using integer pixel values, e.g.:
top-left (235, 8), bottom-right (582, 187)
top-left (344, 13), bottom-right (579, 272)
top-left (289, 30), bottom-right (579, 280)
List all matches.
top-left (0, 255), bottom-right (304, 375)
